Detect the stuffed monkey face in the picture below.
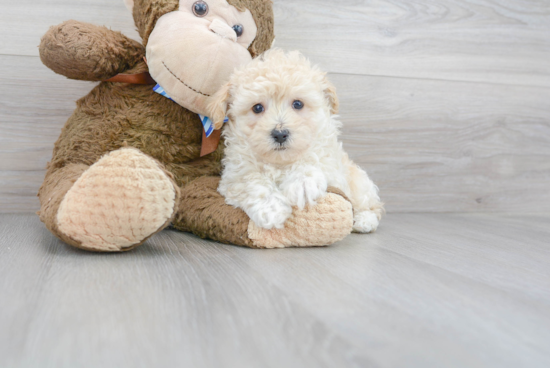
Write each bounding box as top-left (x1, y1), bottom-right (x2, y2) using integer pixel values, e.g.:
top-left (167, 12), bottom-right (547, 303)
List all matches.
top-left (145, 0), bottom-right (258, 117)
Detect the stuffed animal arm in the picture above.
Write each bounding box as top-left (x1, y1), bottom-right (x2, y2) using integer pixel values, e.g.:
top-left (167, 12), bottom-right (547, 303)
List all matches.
top-left (40, 20), bottom-right (145, 82)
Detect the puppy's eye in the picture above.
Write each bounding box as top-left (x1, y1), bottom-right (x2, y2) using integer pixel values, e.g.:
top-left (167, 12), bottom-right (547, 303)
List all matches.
top-left (233, 24), bottom-right (244, 37)
top-left (292, 100), bottom-right (304, 110)
top-left (192, 1), bottom-right (209, 17)
top-left (252, 104), bottom-right (265, 114)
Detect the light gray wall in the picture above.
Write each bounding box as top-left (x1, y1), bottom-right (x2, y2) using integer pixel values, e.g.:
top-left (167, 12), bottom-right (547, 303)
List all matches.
top-left (1, 0), bottom-right (549, 213)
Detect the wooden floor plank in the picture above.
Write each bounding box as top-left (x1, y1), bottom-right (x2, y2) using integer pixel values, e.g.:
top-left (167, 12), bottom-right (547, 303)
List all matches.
top-left (1, 0), bottom-right (549, 213)
top-left (0, 55), bottom-right (99, 212)
top-left (3, 0), bottom-right (549, 87)
top-left (0, 0), bottom-right (140, 57)
top-left (334, 74), bottom-right (550, 213)
top-left (273, 0), bottom-right (550, 87)
top-left (0, 215), bottom-right (367, 368)
top-left (229, 214), bottom-right (550, 367)
top-left (1, 213), bottom-right (549, 368)
top-left (2, 54), bottom-right (549, 213)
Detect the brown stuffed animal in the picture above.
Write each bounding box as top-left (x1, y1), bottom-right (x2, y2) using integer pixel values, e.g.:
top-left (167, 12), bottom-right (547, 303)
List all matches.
top-left (37, 0), bottom-right (354, 252)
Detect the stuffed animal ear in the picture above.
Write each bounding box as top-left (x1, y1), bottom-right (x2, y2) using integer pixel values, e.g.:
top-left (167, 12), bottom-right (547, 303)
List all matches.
top-left (209, 83), bottom-right (232, 130)
top-left (123, 0), bottom-right (134, 12)
top-left (324, 79), bottom-right (339, 115)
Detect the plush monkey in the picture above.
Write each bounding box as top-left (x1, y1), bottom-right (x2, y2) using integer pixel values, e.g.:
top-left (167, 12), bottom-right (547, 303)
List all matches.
top-left (37, 0), bottom-right (354, 251)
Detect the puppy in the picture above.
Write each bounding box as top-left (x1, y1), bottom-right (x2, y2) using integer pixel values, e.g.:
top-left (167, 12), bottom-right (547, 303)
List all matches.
top-left (209, 49), bottom-right (383, 233)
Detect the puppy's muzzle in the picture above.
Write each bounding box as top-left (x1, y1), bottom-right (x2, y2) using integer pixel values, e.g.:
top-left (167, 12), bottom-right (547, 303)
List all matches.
top-left (271, 129), bottom-right (290, 144)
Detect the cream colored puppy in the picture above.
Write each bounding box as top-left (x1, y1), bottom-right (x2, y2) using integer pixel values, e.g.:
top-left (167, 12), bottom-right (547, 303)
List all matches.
top-left (210, 49), bottom-right (383, 233)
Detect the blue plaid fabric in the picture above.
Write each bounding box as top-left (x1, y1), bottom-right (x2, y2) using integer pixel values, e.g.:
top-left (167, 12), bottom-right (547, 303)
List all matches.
top-left (153, 84), bottom-right (227, 138)
top-left (199, 115), bottom-right (229, 138)
top-left (153, 84), bottom-right (173, 101)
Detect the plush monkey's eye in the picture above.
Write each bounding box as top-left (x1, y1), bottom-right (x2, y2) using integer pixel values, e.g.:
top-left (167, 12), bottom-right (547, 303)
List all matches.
top-left (292, 100), bottom-right (304, 110)
top-left (192, 1), bottom-right (209, 17)
top-left (232, 24), bottom-right (244, 37)
top-left (252, 104), bottom-right (265, 114)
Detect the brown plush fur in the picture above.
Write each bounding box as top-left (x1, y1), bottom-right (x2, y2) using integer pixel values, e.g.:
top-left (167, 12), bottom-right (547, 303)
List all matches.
top-left (38, 163), bottom-right (89, 248)
top-left (173, 178), bottom-right (353, 249)
top-left (39, 20), bottom-right (145, 81)
top-left (227, 0), bottom-right (274, 57)
top-left (131, 0), bottom-right (273, 54)
top-left (133, 0), bottom-right (180, 47)
top-left (38, 0), bottom-right (275, 249)
top-left (173, 176), bottom-right (254, 247)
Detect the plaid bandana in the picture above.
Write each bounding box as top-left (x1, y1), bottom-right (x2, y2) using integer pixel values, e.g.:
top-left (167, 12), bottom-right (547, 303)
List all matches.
top-left (153, 84), bottom-right (228, 138)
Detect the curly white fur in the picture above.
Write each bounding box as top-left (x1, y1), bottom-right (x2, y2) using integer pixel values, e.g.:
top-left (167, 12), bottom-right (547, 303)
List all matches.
top-left (211, 49), bottom-right (383, 232)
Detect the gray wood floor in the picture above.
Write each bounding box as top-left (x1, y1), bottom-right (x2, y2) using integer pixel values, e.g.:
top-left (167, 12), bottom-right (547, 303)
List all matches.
top-left (1, 1), bottom-right (549, 366)
top-left (1, 213), bottom-right (549, 368)
top-left (1, 0), bottom-right (549, 213)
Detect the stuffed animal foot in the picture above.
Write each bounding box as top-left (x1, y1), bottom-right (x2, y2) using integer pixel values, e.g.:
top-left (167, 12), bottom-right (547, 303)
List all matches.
top-left (174, 177), bottom-right (353, 249)
top-left (247, 188), bottom-right (353, 249)
top-left (56, 148), bottom-right (177, 252)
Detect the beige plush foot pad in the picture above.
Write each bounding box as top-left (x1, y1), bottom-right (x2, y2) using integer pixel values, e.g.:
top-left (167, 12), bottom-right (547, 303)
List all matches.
top-left (248, 191), bottom-right (354, 249)
top-left (57, 148), bottom-right (176, 252)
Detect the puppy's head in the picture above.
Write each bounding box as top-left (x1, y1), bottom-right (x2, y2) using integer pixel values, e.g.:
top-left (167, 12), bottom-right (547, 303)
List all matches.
top-left (209, 49), bottom-right (339, 164)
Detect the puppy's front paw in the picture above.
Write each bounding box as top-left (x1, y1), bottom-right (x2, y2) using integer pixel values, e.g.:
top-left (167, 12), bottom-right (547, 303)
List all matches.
top-left (353, 211), bottom-right (380, 233)
top-left (248, 194), bottom-right (292, 230)
top-left (281, 168), bottom-right (328, 209)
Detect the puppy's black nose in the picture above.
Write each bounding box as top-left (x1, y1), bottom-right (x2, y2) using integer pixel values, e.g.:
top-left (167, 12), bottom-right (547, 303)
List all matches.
top-left (271, 129), bottom-right (290, 144)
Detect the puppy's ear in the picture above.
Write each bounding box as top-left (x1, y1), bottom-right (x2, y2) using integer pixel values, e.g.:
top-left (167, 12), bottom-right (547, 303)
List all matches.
top-left (209, 82), bottom-right (231, 130)
top-left (324, 79), bottom-right (339, 115)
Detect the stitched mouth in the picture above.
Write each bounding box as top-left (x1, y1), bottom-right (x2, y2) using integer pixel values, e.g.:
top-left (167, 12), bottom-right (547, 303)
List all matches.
top-left (162, 61), bottom-right (211, 97)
